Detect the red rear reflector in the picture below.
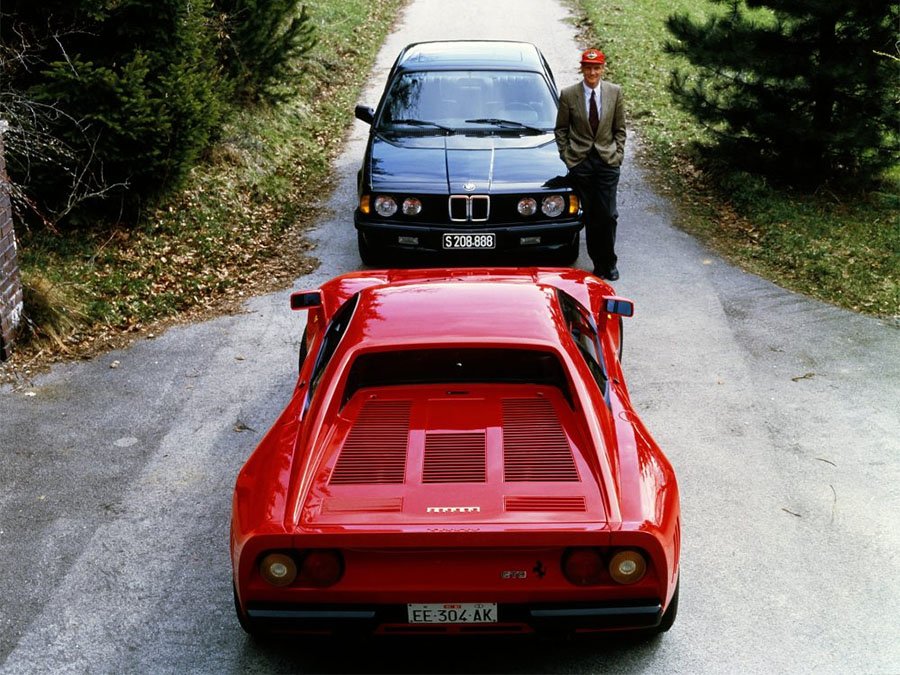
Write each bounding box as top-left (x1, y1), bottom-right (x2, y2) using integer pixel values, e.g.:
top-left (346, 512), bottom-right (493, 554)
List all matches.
top-left (562, 547), bottom-right (604, 586)
top-left (299, 550), bottom-right (344, 587)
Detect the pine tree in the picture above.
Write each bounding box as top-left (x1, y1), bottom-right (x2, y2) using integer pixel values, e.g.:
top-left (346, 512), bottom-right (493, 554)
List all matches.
top-left (1, 0), bottom-right (226, 227)
top-left (213, 0), bottom-right (317, 103)
top-left (665, 0), bottom-right (899, 189)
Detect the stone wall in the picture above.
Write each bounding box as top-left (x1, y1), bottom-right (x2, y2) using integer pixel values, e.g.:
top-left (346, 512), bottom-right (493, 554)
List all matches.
top-left (0, 120), bottom-right (24, 361)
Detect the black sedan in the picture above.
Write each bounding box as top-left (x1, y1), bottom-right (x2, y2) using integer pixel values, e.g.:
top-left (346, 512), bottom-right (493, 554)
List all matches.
top-left (354, 40), bottom-right (582, 265)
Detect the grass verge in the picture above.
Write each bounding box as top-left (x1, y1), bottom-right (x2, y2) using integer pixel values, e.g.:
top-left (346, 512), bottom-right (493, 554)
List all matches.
top-left (6, 0), bottom-right (408, 376)
top-left (572, 0), bottom-right (899, 317)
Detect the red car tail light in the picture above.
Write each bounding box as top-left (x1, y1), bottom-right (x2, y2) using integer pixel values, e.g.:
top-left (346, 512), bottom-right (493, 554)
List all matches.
top-left (260, 553), bottom-right (298, 587)
top-left (609, 550), bottom-right (647, 584)
top-left (562, 547), bottom-right (605, 586)
top-left (298, 549), bottom-right (344, 587)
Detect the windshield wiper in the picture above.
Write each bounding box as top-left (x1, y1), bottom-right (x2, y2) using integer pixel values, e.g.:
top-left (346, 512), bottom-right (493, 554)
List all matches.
top-left (464, 118), bottom-right (545, 134)
top-left (388, 118), bottom-right (455, 134)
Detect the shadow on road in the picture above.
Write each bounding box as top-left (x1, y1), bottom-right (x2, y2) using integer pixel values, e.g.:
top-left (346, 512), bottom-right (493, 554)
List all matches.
top-left (233, 632), bottom-right (669, 673)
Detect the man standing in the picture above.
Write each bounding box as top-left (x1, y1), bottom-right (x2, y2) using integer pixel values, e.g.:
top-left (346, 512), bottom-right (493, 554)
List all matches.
top-left (554, 48), bottom-right (626, 281)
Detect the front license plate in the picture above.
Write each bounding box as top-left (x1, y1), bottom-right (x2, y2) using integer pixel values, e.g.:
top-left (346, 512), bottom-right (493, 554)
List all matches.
top-left (442, 233), bottom-right (496, 250)
top-left (408, 602), bottom-right (498, 624)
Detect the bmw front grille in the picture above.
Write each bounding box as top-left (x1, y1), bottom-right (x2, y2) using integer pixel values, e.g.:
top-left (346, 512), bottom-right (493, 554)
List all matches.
top-left (449, 195), bottom-right (490, 222)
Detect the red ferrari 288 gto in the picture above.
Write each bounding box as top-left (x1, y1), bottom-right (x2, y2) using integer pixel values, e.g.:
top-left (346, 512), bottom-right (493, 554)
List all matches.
top-left (230, 267), bottom-right (680, 637)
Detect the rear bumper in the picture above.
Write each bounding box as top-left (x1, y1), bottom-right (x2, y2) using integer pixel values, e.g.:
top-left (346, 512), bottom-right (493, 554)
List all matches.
top-left (245, 599), bottom-right (663, 636)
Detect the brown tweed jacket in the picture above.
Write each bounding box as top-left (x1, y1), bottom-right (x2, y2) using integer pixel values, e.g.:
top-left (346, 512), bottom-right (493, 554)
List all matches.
top-left (554, 80), bottom-right (626, 169)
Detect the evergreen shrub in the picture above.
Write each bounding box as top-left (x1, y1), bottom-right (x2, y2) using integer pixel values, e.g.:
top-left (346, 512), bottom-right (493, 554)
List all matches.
top-left (665, 0), bottom-right (899, 189)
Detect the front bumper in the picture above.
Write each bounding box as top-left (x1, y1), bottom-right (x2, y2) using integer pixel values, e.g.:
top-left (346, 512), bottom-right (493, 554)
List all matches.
top-left (245, 599), bottom-right (663, 636)
top-left (355, 212), bottom-right (582, 256)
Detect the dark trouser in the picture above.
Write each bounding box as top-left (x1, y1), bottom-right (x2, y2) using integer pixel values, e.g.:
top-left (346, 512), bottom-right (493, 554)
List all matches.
top-left (569, 152), bottom-right (620, 272)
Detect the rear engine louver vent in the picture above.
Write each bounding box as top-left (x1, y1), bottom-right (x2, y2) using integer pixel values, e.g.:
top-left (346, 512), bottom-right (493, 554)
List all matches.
top-left (423, 432), bottom-right (487, 483)
top-left (323, 497), bottom-right (403, 513)
top-left (330, 400), bottom-right (411, 485)
top-left (505, 496), bottom-right (586, 512)
top-left (502, 398), bottom-right (579, 482)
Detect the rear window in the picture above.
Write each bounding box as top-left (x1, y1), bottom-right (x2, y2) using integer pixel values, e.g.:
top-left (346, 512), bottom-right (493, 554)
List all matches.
top-left (343, 347), bottom-right (570, 405)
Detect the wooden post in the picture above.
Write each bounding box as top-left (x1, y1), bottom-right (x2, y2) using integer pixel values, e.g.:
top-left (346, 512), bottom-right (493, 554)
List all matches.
top-left (0, 120), bottom-right (24, 361)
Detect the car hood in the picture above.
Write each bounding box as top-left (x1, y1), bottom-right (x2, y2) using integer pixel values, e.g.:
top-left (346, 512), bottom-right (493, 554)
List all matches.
top-left (296, 385), bottom-right (607, 528)
top-left (367, 132), bottom-right (568, 193)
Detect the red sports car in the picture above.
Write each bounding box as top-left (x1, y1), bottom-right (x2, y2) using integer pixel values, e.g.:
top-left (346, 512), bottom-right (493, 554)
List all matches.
top-left (231, 267), bottom-right (680, 637)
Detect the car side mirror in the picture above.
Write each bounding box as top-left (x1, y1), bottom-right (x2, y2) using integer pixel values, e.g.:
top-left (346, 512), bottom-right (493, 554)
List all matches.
top-left (291, 290), bottom-right (322, 310)
top-left (603, 296), bottom-right (634, 317)
top-left (355, 105), bottom-right (375, 125)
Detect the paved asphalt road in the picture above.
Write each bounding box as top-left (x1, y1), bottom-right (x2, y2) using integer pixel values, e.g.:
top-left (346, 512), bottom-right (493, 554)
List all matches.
top-left (2, 1), bottom-right (898, 673)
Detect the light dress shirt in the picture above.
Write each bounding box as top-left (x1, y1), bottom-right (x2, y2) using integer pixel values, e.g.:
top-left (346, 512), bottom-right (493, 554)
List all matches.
top-left (582, 82), bottom-right (601, 118)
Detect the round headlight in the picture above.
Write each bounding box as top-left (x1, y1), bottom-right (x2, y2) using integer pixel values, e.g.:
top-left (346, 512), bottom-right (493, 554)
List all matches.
top-left (260, 552), bottom-right (297, 587)
top-left (541, 195), bottom-right (565, 217)
top-left (562, 547), bottom-right (604, 586)
top-left (402, 197), bottom-right (422, 215)
top-left (374, 195), bottom-right (398, 217)
top-left (609, 550), bottom-right (647, 584)
top-left (517, 198), bottom-right (538, 216)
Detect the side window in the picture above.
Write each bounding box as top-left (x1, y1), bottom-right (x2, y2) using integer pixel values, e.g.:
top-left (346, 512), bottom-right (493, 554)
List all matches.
top-left (558, 291), bottom-right (608, 394)
top-left (303, 294), bottom-right (359, 416)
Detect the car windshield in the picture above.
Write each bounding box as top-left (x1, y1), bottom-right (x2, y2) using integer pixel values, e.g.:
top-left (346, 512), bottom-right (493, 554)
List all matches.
top-left (377, 70), bottom-right (557, 132)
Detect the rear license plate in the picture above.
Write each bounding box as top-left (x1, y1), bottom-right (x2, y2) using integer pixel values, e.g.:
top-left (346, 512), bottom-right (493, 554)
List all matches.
top-left (408, 602), bottom-right (498, 624)
top-left (442, 233), bottom-right (496, 250)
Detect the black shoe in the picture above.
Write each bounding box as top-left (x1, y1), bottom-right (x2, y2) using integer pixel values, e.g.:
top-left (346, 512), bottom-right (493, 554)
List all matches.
top-left (605, 266), bottom-right (620, 281)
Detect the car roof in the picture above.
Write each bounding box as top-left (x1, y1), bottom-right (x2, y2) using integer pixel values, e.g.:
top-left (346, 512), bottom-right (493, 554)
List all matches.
top-left (344, 279), bottom-right (564, 348)
top-left (395, 40), bottom-right (547, 72)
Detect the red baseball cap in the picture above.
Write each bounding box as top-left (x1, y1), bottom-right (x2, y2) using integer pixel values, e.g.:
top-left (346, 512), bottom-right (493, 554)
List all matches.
top-left (580, 49), bottom-right (606, 65)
